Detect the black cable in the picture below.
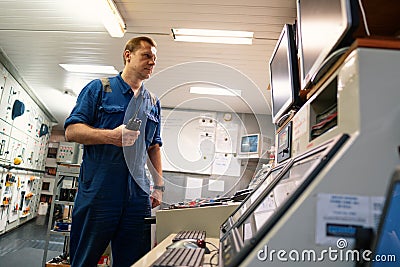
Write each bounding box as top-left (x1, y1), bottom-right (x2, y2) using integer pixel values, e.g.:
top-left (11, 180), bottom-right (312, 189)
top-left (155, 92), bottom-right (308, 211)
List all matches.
top-left (208, 250), bottom-right (219, 267)
top-left (205, 241), bottom-right (218, 251)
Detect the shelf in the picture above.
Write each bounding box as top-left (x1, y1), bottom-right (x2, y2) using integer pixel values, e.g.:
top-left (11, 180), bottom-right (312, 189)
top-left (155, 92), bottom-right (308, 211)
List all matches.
top-left (56, 172), bottom-right (80, 178)
top-left (45, 160), bottom-right (57, 168)
top-left (57, 164), bottom-right (80, 174)
top-left (20, 213), bottom-right (30, 218)
top-left (42, 165), bottom-right (78, 266)
top-left (55, 200), bottom-right (74, 206)
top-left (46, 262), bottom-right (70, 267)
top-left (50, 230), bottom-right (70, 236)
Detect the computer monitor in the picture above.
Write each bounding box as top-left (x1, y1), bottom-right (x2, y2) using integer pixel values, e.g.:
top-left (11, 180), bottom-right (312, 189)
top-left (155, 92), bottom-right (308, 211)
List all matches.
top-left (219, 134), bottom-right (349, 267)
top-left (269, 23), bottom-right (301, 124)
top-left (368, 166), bottom-right (400, 267)
top-left (297, 0), bottom-right (359, 89)
top-left (239, 134), bottom-right (261, 158)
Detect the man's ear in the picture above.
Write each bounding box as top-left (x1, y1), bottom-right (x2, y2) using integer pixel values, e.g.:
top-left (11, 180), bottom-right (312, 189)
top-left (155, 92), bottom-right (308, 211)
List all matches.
top-left (124, 50), bottom-right (131, 62)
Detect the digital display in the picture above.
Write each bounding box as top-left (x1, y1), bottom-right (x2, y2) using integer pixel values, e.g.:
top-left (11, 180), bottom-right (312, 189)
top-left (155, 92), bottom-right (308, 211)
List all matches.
top-left (277, 121), bottom-right (292, 163)
top-left (278, 131), bottom-right (288, 149)
top-left (240, 153), bottom-right (323, 242)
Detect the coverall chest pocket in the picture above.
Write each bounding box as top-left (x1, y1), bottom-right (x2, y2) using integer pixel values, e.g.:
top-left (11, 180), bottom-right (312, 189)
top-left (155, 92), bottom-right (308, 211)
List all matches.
top-left (99, 104), bottom-right (125, 128)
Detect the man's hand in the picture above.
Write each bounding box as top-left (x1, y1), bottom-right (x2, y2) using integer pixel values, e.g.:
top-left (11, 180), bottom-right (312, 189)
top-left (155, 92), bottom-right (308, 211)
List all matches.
top-left (111, 125), bottom-right (140, 147)
top-left (150, 189), bottom-right (163, 208)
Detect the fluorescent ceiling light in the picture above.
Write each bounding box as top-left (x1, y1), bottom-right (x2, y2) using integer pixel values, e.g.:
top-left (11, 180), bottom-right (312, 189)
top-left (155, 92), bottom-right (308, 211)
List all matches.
top-left (99, 0), bottom-right (126, 37)
top-left (59, 64), bottom-right (118, 74)
top-left (173, 28), bottom-right (254, 38)
top-left (190, 86), bottom-right (242, 97)
top-left (171, 28), bottom-right (253, 45)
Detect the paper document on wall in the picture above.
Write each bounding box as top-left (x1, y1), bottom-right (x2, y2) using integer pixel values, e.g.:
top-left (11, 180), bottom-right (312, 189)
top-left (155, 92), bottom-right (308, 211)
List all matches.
top-left (208, 179), bottom-right (225, 192)
top-left (211, 152), bottom-right (241, 177)
top-left (185, 177), bottom-right (203, 200)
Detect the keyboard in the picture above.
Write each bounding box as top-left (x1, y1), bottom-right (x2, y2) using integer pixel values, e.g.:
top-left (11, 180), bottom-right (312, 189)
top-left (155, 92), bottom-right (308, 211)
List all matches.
top-left (173, 230), bottom-right (206, 242)
top-left (151, 248), bottom-right (205, 267)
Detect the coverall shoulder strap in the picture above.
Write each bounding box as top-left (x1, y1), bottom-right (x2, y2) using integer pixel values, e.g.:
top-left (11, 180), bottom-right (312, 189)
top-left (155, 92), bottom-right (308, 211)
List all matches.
top-left (100, 77), bottom-right (156, 106)
top-left (100, 77), bottom-right (112, 93)
top-left (93, 77), bottom-right (111, 123)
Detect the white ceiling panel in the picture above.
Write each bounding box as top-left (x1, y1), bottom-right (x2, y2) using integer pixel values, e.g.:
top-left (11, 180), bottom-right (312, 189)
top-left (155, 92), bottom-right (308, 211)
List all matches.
top-left (0, 0), bottom-right (297, 130)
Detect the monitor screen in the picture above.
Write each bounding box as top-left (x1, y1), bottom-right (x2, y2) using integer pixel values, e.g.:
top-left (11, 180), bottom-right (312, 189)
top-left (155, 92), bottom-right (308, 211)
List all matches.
top-left (240, 134), bottom-right (259, 154)
top-left (231, 164), bottom-right (288, 226)
top-left (370, 167), bottom-right (400, 267)
top-left (241, 152), bottom-right (323, 242)
top-left (269, 23), bottom-right (300, 124)
top-left (220, 161), bottom-right (292, 237)
top-left (297, 0), bottom-right (359, 89)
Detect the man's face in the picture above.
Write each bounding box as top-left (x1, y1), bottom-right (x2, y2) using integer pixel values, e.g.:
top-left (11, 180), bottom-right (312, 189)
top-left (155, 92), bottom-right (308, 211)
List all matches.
top-left (127, 41), bottom-right (157, 80)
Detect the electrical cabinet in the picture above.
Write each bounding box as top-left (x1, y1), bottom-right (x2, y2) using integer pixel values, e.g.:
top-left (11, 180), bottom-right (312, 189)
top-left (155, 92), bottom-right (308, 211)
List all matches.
top-left (39, 142), bottom-right (59, 207)
top-left (0, 62), bottom-right (54, 236)
top-left (56, 142), bottom-right (81, 164)
top-left (0, 171), bottom-right (42, 233)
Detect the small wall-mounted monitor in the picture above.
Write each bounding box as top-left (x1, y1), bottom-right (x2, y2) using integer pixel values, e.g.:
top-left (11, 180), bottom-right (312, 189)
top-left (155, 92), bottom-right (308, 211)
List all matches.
top-left (239, 134), bottom-right (261, 158)
top-left (269, 23), bottom-right (301, 124)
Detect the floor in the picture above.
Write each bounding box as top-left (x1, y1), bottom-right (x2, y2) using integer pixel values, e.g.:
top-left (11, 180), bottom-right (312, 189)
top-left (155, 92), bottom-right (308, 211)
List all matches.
top-left (0, 215), bottom-right (64, 267)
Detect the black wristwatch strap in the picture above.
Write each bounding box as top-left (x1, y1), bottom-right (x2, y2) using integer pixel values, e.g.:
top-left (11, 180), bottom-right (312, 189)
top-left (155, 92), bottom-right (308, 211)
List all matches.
top-left (153, 185), bottom-right (165, 192)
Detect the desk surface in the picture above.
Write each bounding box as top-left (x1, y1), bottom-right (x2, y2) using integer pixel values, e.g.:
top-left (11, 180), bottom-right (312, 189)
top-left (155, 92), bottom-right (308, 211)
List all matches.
top-left (132, 234), bottom-right (219, 267)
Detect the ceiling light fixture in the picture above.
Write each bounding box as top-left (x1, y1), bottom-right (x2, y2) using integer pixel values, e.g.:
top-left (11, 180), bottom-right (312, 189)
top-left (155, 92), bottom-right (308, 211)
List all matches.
top-left (190, 86), bottom-right (242, 97)
top-left (171, 28), bottom-right (253, 45)
top-left (59, 64), bottom-right (118, 74)
top-left (99, 0), bottom-right (126, 38)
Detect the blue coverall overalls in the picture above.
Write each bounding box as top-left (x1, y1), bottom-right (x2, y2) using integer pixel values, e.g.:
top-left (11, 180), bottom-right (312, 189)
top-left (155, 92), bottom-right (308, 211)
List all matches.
top-left (64, 73), bottom-right (162, 267)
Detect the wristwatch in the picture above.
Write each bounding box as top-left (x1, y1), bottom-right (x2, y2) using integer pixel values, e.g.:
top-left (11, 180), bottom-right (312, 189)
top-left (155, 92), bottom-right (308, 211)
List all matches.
top-left (153, 185), bottom-right (165, 192)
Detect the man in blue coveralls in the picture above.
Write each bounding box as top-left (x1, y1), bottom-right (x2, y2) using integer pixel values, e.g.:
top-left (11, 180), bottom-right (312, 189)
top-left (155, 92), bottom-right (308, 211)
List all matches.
top-left (64, 36), bottom-right (163, 267)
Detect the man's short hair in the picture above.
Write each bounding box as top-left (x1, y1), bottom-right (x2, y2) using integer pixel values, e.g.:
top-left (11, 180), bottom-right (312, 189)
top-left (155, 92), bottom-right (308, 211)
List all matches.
top-left (123, 36), bottom-right (157, 65)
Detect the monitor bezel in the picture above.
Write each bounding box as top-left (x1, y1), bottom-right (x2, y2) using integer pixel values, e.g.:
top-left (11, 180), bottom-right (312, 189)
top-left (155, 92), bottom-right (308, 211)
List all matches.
top-left (239, 133), bottom-right (261, 156)
top-left (297, 0), bottom-right (359, 90)
top-left (221, 134), bottom-right (350, 267)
